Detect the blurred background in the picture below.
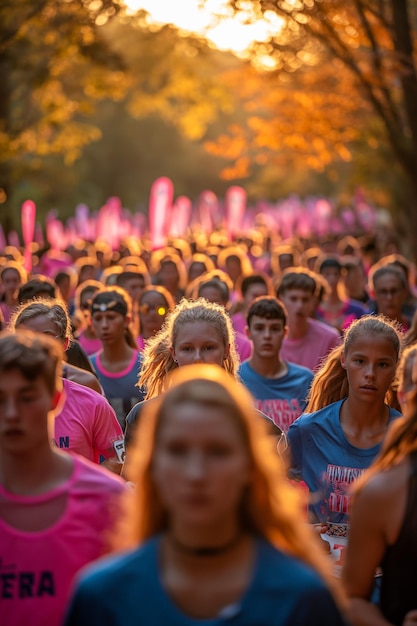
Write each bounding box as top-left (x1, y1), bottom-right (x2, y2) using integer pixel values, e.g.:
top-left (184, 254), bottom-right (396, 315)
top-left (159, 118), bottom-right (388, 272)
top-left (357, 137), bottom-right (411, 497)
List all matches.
top-left (1, 1), bottom-right (416, 256)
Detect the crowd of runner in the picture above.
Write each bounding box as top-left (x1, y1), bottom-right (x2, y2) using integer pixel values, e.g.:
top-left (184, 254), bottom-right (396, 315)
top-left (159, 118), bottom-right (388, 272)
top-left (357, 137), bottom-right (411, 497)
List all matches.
top-left (1, 223), bottom-right (417, 625)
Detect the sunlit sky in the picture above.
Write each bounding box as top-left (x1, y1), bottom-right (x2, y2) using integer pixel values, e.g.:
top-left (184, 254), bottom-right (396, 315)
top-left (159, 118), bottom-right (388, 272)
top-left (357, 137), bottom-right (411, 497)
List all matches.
top-left (123, 0), bottom-right (283, 54)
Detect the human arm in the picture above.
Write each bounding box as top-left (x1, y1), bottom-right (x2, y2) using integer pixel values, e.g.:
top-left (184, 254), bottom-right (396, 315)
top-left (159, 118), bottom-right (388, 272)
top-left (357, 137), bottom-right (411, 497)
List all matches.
top-left (342, 476), bottom-right (395, 626)
top-left (286, 418), bottom-right (304, 481)
top-left (93, 398), bottom-right (125, 475)
top-left (123, 401), bottom-right (143, 450)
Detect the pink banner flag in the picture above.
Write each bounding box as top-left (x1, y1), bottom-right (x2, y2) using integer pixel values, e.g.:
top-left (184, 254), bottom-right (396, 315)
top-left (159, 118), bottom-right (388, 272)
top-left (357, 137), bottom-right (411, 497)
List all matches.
top-left (21, 200), bottom-right (36, 274)
top-left (225, 186), bottom-right (246, 239)
top-left (148, 177), bottom-right (173, 250)
top-left (8, 231), bottom-right (20, 249)
top-left (35, 223), bottom-right (44, 247)
top-left (75, 203), bottom-right (90, 240)
top-left (169, 196), bottom-right (192, 237)
top-left (198, 190), bottom-right (218, 235)
top-left (46, 214), bottom-right (66, 251)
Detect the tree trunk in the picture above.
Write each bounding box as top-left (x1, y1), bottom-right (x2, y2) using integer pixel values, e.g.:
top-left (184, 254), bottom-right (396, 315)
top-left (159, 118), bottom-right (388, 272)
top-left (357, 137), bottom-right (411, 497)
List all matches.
top-left (0, 49), bottom-right (13, 237)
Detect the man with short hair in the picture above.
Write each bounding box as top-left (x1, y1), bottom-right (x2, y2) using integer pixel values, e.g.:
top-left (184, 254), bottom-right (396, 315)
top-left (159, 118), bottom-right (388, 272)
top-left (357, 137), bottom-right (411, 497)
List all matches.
top-left (0, 330), bottom-right (125, 626)
top-left (239, 296), bottom-right (314, 434)
top-left (276, 269), bottom-right (341, 371)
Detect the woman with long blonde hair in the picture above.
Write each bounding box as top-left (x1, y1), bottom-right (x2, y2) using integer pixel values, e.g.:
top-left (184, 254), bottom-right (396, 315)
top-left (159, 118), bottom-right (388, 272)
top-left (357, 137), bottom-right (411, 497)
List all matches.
top-left (64, 364), bottom-right (347, 626)
top-left (124, 297), bottom-right (240, 447)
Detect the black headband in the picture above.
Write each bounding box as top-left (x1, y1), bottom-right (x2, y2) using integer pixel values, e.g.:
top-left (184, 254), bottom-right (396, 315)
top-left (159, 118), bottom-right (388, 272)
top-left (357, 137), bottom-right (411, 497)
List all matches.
top-left (91, 299), bottom-right (127, 316)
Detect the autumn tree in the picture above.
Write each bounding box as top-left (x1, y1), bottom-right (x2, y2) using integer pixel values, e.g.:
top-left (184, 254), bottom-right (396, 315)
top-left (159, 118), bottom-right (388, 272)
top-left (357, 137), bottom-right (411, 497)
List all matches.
top-left (208, 0), bottom-right (417, 252)
top-left (0, 4), bottom-right (240, 230)
top-left (0, 0), bottom-right (127, 232)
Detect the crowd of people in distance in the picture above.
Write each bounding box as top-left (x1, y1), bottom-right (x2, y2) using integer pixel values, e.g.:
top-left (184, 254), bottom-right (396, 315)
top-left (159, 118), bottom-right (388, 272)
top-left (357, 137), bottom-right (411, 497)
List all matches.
top-left (1, 224), bottom-right (417, 626)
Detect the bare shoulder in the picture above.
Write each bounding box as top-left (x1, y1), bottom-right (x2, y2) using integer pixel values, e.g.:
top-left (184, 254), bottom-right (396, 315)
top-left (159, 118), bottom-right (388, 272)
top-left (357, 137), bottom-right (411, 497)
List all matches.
top-left (351, 459), bottom-right (410, 541)
top-left (66, 363), bottom-right (103, 394)
top-left (356, 460), bottom-right (408, 506)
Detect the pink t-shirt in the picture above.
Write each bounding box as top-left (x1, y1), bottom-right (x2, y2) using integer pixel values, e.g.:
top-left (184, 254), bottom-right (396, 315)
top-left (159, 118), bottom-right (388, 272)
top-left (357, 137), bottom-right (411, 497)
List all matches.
top-left (235, 330), bottom-right (252, 362)
top-left (76, 332), bottom-right (102, 356)
top-left (0, 301), bottom-right (17, 325)
top-left (54, 378), bottom-right (124, 464)
top-left (280, 317), bottom-right (341, 372)
top-left (0, 455), bottom-right (125, 626)
top-left (231, 311), bottom-right (246, 335)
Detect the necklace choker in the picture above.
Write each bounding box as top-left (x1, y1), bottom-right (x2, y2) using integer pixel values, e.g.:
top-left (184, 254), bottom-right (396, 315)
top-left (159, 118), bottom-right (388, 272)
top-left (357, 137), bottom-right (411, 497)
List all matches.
top-left (168, 532), bottom-right (242, 557)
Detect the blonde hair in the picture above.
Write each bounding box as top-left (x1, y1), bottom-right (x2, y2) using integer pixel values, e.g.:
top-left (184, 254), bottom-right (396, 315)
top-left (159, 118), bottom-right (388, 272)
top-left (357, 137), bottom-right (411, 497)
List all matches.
top-left (306, 315), bottom-right (401, 412)
top-left (138, 298), bottom-right (239, 399)
top-left (0, 260), bottom-right (28, 285)
top-left (118, 364), bottom-right (344, 604)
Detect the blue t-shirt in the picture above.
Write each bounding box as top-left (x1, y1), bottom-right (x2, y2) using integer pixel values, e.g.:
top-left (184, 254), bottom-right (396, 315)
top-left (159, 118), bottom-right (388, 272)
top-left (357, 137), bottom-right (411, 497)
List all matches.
top-left (238, 361), bottom-right (313, 433)
top-left (90, 351), bottom-right (144, 430)
top-left (63, 536), bottom-right (347, 626)
top-left (287, 399), bottom-right (402, 524)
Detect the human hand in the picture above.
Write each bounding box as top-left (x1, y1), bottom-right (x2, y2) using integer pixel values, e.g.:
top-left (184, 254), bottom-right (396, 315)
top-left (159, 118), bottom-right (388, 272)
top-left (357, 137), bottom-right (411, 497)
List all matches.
top-left (312, 523), bottom-right (331, 554)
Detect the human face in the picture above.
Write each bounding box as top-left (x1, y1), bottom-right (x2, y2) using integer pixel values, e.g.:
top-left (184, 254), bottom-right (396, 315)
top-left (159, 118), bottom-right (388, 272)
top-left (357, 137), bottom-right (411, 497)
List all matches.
top-left (171, 321), bottom-right (230, 367)
top-left (243, 284), bottom-right (268, 310)
top-left (139, 291), bottom-right (168, 337)
top-left (397, 352), bottom-right (417, 413)
top-left (91, 309), bottom-right (128, 345)
top-left (279, 288), bottom-right (315, 326)
top-left (321, 267), bottom-right (341, 293)
top-left (247, 316), bottom-right (286, 359)
top-left (341, 334), bottom-right (398, 404)
top-left (342, 262), bottom-right (366, 298)
top-left (17, 314), bottom-right (65, 346)
top-left (373, 273), bottom-right (407, 321)
top-left (123, 276), bottom-right (145, 304)
top-left (279, 254), bottom-right (294, 271)
top-left (159, 262), bottom-right (179, 291)
top-left (152, 401), bottom-right (251, 531)
top-left (0, 368), bottom-right (60, 455)
top-left (1, 269), bottom-right (21, 297)
top-left (188, 262), bottom-right (206, 283)
top-left (198, 286), bottom-right (226, 307)
top-left (225, 257), bottom-right (241, 283)
top-left (80, 289), bottom-right (97, 312)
